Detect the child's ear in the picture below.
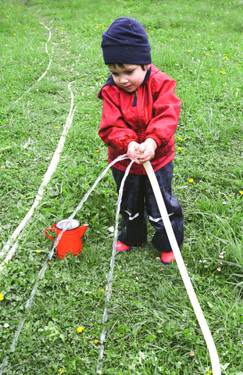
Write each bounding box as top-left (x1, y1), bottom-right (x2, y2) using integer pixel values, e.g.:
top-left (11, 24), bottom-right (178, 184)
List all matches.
top-left (142, 64), bottom-right (149, 71)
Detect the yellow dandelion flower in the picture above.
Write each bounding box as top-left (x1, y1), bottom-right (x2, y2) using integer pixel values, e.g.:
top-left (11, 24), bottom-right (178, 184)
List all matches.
top-left (0, 292), bottom-right (4, 301)
top-left (220, 68), bottom-right (226, 75)
top-left (177, 146), bottom-right (183, 152)
top-left (76, 325), bottom-right (85, 334)
top-left (188, 178), bottom-right (194, 184)
top-left (239, 190), bottom-right (243, 196)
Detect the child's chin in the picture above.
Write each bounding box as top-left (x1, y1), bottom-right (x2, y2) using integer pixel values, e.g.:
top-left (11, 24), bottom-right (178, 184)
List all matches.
top-left (122, 86), bottom-right (136, 93)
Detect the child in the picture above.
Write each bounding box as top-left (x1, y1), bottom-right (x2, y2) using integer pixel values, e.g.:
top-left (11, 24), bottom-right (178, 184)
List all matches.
top-left (98, 17), bottom-right (184, 264)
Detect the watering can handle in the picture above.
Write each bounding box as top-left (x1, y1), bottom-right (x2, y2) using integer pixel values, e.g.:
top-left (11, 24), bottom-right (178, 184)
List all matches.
top-left (44, 224), bottom-right (56, 241)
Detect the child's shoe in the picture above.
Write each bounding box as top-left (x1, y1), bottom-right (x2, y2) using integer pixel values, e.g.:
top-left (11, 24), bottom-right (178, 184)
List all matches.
top-left (160, 250), bottom-right (175, 265)
top-left (115, 241), bottom-right (131, 253)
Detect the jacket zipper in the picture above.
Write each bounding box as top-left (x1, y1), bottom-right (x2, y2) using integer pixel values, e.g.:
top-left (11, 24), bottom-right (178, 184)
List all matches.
top-left (132, 91), bottom-right (137, 107)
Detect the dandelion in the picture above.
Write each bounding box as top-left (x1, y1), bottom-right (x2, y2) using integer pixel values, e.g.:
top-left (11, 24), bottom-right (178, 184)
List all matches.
top-left (188, 351), bottom-right (195, 357)
top-left (0, 292), bottom-right (4, 301)
top-left (239, 190), bottom-right (243, 196)
top-left (220, 68), bottom-right (226, 75)
top-left (177, 146), bottom-right (183, 153)
top-left (188, 178), bottom-right (194, 184)
top-left (76, 325), bottom-right (85, 334)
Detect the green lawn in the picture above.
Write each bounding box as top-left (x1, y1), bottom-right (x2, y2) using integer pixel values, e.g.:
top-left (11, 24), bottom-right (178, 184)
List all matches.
top-left (0, 0), bottom-right (242, 374)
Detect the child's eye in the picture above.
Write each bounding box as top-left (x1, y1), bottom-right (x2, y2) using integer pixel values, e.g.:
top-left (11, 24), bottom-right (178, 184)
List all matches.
top-left (112, 72), bottom-right (118, 76)
top-left (126, 70), bottom-right (134, 75)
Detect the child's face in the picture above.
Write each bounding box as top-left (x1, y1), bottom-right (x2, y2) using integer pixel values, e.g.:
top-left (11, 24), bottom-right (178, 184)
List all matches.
top-left (108, 64), bottom-right (148, 93)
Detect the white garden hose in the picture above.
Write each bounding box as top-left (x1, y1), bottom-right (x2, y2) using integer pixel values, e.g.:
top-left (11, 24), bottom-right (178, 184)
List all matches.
top-left (143, 161), bottom-right (221, 375)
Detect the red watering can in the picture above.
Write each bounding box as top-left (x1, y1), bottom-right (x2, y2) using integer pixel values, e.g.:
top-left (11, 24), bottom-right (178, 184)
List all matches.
top-left (44, 219), bottom-right (88, 259)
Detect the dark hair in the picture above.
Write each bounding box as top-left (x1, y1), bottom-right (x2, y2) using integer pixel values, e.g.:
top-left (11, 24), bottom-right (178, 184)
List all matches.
top-left (108, 63), bottom-right (147, 70)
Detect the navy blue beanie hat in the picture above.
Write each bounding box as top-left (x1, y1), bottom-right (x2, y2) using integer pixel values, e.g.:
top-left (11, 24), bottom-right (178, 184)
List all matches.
top-left (101, 17), bottom-right (151, 65)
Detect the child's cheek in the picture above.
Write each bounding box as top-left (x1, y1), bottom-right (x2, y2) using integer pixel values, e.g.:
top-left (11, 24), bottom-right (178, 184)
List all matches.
top-left (134, 78), bottom-right (141, 87)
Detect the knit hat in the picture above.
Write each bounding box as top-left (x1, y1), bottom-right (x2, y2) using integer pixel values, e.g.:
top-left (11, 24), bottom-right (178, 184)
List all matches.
top-left (101, 17), bottom-right (151, 65)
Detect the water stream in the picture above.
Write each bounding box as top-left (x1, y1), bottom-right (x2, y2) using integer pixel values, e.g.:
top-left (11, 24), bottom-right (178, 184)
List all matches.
top-left (96, 160), bottom-right (134, 374)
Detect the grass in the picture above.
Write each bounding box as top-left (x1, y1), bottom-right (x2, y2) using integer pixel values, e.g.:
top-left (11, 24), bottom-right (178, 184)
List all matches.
top-left (0, 0), bottom-right (242, 374)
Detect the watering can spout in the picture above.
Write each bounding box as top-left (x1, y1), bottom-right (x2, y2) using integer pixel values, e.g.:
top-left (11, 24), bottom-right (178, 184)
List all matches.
top-left (79, 223), bottom-right (88, 238)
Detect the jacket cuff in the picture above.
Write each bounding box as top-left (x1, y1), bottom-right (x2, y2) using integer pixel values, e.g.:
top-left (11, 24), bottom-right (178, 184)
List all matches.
top-left (145, 134), bottom-right (161, 148)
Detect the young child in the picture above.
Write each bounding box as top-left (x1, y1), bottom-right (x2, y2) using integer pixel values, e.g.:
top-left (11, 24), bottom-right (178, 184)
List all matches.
top-left (98, 17), bottom-right (184, 264)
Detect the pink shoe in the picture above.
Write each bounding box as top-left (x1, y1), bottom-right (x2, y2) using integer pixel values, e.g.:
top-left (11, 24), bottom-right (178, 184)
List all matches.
top-left (115, 241), bottom-right (131, 253)
top-left (160, 251), bottom-right (175, 264)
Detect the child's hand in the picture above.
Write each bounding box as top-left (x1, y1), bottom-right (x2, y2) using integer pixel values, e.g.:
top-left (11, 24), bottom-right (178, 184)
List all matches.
top-left (136, 138), bottom-right (157, 164)
top-left (127, 141), bottom-right (141, 162)
top-left (127, 139), bottom-right (157, 164)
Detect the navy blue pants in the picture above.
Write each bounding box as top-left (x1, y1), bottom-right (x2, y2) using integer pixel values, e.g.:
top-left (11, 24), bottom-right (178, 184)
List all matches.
top-left (112, 162), bottom-right (184, 252)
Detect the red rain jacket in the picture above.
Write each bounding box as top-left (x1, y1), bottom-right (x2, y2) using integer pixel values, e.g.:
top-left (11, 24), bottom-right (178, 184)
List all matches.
top-left (98, 64), bottom-right (181, 175)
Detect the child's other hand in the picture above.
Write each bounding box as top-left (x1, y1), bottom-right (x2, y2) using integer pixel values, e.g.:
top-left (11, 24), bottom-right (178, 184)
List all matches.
top-left (137, 138), bottom-right (157, 164)
top-left (127, 141), bottom-right (141, 162)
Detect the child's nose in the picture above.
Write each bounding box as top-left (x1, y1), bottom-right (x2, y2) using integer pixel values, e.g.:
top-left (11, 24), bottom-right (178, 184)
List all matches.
top-left (119, 75), bottom-right (128, 84)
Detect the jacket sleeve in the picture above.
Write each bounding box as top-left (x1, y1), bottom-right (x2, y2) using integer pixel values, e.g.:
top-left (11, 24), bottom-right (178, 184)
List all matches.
top-left (98, 87), bottom-right (138, 153)
top-left (145, 76), bottom-right (181, 147)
